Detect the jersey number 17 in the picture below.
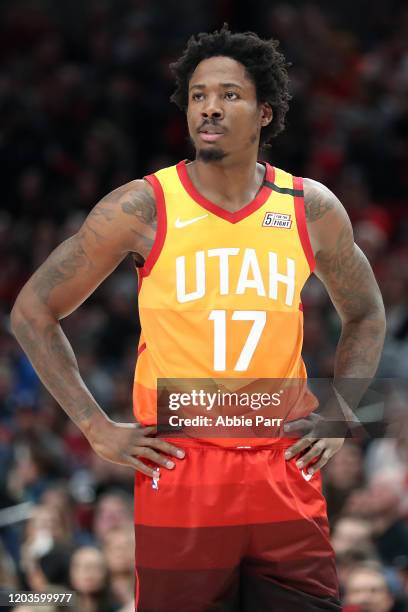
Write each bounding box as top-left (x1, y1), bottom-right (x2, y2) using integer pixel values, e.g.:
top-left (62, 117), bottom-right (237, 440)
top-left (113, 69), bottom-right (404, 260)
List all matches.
top-left (208, 310), bottom-right (266, 372)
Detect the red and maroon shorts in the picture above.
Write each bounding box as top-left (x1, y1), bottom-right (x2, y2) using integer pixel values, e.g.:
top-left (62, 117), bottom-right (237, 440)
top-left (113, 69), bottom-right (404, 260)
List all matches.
top-left (134, 438), bottom-right (340, 612)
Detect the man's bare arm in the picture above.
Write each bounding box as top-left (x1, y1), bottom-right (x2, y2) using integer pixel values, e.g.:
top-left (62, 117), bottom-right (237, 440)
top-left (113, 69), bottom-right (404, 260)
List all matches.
top-left (304, 177), bottom-right (386, 381)
top-left (10, 180), bottom-right (184, 476)
top-left (285, 178), bottom-right (386, 472)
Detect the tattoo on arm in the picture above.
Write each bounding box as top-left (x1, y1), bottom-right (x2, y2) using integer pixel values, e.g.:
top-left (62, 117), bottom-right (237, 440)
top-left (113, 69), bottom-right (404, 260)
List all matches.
top-left (121, 186), bottom-right (157, 260)
top-left (43, 323), bottom-right (95, 422)
top-left (85, 181), bottom-right (158, 260)
top-left (316, 227), bottom-right (373, 319)
top-left (304, 180), bottom-right (335, 222)
top-left (335, 319), bottom-right (384, 375)
top-left (130, 229), bottom-right (155, 260)
top-left (13, 315), bottom-right (99, 426)
top-left (84, 199), bottom-right (116, 244)
top-left (14, 318), bottom-right (40, 364)
top-left (316, 226), bottom-right (385, 381)
top-left (121, 187), bottom-right (157, 225)
top-left (32, 233), bottom-right (92, 304)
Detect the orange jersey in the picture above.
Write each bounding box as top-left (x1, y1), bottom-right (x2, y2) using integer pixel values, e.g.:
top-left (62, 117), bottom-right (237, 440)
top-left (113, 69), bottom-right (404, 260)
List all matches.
top-left (133, 160), bottom-right (317, 446)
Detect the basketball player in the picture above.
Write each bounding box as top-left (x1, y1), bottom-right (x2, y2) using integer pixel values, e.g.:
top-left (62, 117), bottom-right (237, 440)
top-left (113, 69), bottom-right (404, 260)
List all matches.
top-left (11, 27), bottom-right (385, 611)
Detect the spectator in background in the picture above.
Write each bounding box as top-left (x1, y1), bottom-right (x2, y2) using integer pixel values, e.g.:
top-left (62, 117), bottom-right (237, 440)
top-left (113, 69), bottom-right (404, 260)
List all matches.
top-left (364, 407), bottom-right (408, 515)
top-left (103, 526), bottom-right (135, 609)
top-left (331, 516), bottom-right (378, 594)
top-left (92, 491), bottom-right (133, 545)
top-left (22, 504), bottom-right (72, 551)
top-left (332, 516), bottom-right (376, 559)
top-left (6, 435), bottom-right (65, 505)
top-left (344, 473), bottom-right (408, 570)
top-left (342, 562), bottom-right (395, 612)
top-left (40, 485), bottom-right (75, 537)
top-left (69, 545), bottom-right (120, 612)
top-left (23, 545), bottom-right (71, 593)
top-left (19, 504), bottom-right (73, 590)
top-left (368, 476), bottom-right (408, 571)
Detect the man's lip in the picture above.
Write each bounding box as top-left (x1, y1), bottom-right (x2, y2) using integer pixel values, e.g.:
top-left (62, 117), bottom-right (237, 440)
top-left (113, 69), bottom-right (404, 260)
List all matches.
top-left (198, 131), bottom-right (224, 143)
top-left (199, 132), bottom-right (224, 143)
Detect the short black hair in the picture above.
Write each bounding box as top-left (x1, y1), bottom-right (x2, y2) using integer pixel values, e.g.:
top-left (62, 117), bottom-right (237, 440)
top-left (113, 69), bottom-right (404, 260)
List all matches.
top-left (170, 24), bottom-right (291, 146)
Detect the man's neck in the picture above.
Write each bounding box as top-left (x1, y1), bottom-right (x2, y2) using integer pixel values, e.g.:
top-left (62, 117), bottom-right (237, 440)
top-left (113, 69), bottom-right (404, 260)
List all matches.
top-left (187, 155), bottom-right (266, 212)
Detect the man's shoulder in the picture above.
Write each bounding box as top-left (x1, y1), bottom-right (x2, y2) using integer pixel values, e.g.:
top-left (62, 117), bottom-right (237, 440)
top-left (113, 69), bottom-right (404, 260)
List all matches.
top-left (115, 179), bottom-right (157, 225)
top-left (112, 160), bottom-right (183, 224)
top-left (302, 177), bottom-right (343, 223)
top-left (90, 178), bottom-right (157, 227)
top-left (301, 176), bottom-right (353, 259)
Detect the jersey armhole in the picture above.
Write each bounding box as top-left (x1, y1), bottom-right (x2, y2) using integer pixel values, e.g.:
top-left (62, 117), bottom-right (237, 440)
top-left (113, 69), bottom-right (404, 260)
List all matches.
top-left (139, 174), bottom-right (167, 280)
top-left (293, 175), bottom-right (316, 273)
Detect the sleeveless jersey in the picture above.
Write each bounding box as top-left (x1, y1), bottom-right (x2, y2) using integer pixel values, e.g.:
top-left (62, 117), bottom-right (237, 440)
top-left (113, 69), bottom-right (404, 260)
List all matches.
top-left (133, 160), bottom-right (317, 447)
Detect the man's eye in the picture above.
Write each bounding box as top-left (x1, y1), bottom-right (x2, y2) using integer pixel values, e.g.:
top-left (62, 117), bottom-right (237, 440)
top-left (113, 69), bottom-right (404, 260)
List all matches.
top-left (225, 92), bottom-right (238, 100)
top-left (192, 93), bottom-right (204, 101)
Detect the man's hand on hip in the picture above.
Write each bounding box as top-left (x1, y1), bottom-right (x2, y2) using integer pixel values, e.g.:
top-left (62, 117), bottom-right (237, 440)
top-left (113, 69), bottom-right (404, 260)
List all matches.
top-left (84, 416), bottom-right (185, 478)
top-left (283, 413), bottom-right (344, 477)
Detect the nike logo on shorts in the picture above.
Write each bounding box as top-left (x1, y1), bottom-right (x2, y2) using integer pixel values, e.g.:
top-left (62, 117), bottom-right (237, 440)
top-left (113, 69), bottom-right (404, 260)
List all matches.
top-left (152, 471), bottom-right (160, 491)
top-left (175, 214), bottom-right (209, 228)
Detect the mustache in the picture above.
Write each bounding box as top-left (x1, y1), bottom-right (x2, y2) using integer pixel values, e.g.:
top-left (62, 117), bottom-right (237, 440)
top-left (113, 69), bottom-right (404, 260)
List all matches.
top-left (197, 119), bottom-right (226, 132)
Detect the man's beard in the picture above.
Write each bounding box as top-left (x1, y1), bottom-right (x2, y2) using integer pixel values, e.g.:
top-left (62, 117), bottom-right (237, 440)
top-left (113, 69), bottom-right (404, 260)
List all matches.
top-left (196, 147), bottom-right (227, 162)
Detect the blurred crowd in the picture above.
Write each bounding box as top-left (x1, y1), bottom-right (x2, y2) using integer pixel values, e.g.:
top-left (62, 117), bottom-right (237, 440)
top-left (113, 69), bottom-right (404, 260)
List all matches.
top-left (0, 1), bottom-right (407, 611)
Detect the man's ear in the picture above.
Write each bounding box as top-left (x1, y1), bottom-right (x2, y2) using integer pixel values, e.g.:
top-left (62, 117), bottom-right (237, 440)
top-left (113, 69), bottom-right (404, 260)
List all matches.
top-left (260, 103), bottom-right (273, 127)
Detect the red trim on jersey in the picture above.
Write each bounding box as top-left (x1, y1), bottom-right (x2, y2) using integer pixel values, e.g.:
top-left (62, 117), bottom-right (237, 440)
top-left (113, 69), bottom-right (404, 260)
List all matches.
top-left (176, 160), bottom-right (275, 224)
top-left (140, 174), bottom-right (167, 277)
top-left (299, 302), bottom-right (304, 312)
top-left (293, 176), bottom-right (315, 273)
top-left (137, 342), bottom-right (146, 357)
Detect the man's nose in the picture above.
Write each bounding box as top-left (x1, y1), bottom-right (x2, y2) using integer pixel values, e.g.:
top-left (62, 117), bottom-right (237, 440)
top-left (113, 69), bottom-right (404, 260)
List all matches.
top-left (201, 96), bottom-right (223, 119)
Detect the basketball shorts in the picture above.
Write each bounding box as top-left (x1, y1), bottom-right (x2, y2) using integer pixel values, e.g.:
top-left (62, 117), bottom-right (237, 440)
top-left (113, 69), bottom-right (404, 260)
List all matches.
top-left (134, 438), bottom-right (341, 612)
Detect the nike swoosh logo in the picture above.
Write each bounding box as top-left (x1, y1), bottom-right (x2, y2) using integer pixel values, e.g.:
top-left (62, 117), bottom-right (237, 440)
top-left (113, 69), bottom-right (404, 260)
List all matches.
top-left (175, 214), bottom-right (209, 228)
top-left (301, 469), bottom-right (313, 481)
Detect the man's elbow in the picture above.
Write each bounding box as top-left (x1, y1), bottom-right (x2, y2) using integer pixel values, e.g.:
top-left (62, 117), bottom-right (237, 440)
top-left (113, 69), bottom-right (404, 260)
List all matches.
top-left (10, 286), bottom-right (42, 335)
top-left (341, 291), bottom-right (386, 325)
top-left (10, 294), bottom-right (30, 337)
top-left (365, 296), bottom-right (386, 328)
top-left (346, 301), bottom-right (386, 333)
top-left (11, 283), bottom-right (60, 336)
